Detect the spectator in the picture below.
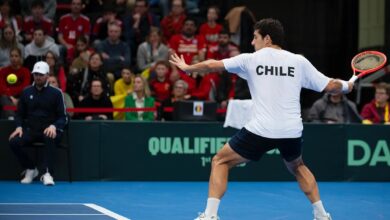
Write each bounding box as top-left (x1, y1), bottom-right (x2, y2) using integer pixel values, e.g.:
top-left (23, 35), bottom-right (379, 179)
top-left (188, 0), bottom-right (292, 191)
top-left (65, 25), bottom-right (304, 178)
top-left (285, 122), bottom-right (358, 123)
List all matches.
top-left (159, 79), bottom-right (189, 121)
top-left (136, 27), bottom-right (169, 72)
top-left (149, 60), bottom-right (172, 102)
top-left (69, 35), bottom-right (94, 72)
top-left (360, 82), bottom-right (390, 124)
top-left (0, 0), bottom-right (23, 42)
top-left (45, 51), bottom-right (66, 93)
top-left (92, 3), bottom-right (123, 45)
top-left (0, 25), bottom-right (24, 68)
top-left (78, 78), bottom-right (114, 120)
top-left (95, 22), bottom-right (131, 78)
top-left (307, 93), bottom-right (361, 123)
top-left (67, 52), bottom-right (112, 105)
top-left (160, 0), bottom-right (186, 42)
top-left (125, 75), bottom-right (155, 121)
top-left (47, 75), bottom-right (74, 118)
top-left (111, 67), bottom-right (135, 120)
top-left (123, 0), bottom-right (160, 57)
top-left (19, 0), bottom-right (57, 20)
top-left (24, 28), bottom-right (59, 71)
top-left (22, 0), bottom-right (54, 43)
top-left (199, 6), bottom-right (222, 50)
top-left (8, 61), bottom-right (68, 186)
top-left (0, 48), bottom-right (31, 120)
top-left (57, 0), bottom-right (91, 61)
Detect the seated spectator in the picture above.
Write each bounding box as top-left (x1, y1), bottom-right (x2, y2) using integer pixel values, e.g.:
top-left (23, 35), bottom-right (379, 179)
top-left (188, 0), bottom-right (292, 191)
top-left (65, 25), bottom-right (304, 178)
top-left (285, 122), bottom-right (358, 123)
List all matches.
top-left (95, 22), bottom-right (131, 78)
top-left (149, 61), bottom-right (172, 102)
top-left (67, 52), bottom-right (112, 105)
top-left (308, 93), bottom-right (361, 123)
top-left (8, 61), bottom-right (67, 186)
top-left (199, 6), bottom-right (222, 50)
top-left (360, 82), bottom-right (390, 124)
top-left (57, 0), bottom-right (91, 62)
top-left (19, 0), bottom-right (56, 20)
top-left (111, 67), bottom-right (135, 120)
top-left (160, 0), bottom-right (186, 42)
top-left (24, 28), bottom-right (59, 71)
top-left (0, 48), bottom-right (31, 119)
top-left (69, 35), bottom-right (94, 72)
top-left (159, 79), bottom-right (189, 121)
top-left (92, 3), bottom-right (123, 46)
top-left (125, 75), bottom-right (155, 121)
top-left (78, 78), bottom-right (113, 120)
top-left (123, 0), bottom-right (160, 57)
top-left (47, 75), bottom-right (74, 118)
top-left (0, 25), bottom-right (24, 68)
top-left (136, 27), bottom-right (169, 72)
top-left (45, 51), bottom-right (66, 92)
top-left (22, 0), bottom-right (53, 43)
top-left (0, 0), bottom-right (23, 42)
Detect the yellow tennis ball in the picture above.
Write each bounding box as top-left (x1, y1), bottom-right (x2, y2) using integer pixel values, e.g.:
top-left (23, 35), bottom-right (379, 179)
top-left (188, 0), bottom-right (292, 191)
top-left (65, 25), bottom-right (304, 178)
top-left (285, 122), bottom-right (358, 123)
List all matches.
top-left (6, 73), bottom-right (17, 84)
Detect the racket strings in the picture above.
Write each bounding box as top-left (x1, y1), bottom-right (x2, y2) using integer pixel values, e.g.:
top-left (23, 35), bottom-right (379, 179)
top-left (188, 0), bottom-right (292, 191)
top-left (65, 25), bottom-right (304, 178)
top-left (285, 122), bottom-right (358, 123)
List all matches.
top-left (353, 55), bottom-right (385, 70)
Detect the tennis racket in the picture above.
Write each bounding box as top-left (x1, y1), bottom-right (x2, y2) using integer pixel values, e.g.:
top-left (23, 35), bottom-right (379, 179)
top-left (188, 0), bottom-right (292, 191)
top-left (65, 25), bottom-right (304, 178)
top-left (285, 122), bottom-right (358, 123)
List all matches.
top-left (349, 50), bottom-right (387, 83)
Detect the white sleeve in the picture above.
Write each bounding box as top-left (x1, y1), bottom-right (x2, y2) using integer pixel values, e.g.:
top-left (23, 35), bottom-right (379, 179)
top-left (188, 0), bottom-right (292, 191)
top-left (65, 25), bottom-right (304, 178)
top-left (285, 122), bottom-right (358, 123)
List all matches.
top-left (222, 53), bottom-right (251, 80)
top-left (300, 56), bottom-right (330, 92)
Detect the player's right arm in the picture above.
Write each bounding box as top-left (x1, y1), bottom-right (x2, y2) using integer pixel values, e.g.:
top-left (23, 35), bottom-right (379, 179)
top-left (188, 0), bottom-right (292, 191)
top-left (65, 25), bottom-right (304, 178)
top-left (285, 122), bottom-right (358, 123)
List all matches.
top-left (324, 79), bottom-right (354, 94)
top-left (169, 53), bottom-right (225, 74)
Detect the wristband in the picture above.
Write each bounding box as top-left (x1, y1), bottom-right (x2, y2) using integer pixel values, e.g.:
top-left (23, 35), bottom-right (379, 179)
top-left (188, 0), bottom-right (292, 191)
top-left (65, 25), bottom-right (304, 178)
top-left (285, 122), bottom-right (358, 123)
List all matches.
top-left (349, 75), bottom-right (358, 83)
top-left (340, 80), bottom-right (349, 93)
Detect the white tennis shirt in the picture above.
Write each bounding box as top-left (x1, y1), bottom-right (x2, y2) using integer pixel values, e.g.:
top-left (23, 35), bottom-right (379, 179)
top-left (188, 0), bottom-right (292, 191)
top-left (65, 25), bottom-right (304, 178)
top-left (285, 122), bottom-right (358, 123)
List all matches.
top-left (222, 47), bottom-right (330, 138)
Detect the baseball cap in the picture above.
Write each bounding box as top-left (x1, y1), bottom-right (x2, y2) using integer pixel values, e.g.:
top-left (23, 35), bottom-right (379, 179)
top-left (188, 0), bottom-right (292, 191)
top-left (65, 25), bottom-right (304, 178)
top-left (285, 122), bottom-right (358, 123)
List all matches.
top-left (32, 61), bottom-right (49, 75)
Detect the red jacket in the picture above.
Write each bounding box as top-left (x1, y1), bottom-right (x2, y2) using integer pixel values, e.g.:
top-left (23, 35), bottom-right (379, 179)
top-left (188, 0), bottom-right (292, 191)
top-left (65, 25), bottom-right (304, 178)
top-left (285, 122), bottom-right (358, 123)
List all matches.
top-left (360, 99), bottom-right (389, 124)
top-left (0, 66), bottom-right (31, 97)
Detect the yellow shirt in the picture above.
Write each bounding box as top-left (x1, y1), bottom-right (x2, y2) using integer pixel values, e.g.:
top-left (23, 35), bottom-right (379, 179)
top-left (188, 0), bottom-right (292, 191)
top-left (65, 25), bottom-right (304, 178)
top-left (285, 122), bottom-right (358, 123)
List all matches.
top-left (114, 78), bottom-right (133, 95)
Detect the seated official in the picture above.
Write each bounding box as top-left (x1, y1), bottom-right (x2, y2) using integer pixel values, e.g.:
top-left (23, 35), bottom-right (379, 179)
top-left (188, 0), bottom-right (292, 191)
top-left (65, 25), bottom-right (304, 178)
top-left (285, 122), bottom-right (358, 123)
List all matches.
top-left (8, 61), bottom-right (68, 186)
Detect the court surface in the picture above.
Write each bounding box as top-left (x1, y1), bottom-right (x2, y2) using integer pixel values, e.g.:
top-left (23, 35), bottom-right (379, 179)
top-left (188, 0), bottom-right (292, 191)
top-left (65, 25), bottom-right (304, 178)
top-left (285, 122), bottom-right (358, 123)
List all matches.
top-left (0, 181), bottom-right (389, 220)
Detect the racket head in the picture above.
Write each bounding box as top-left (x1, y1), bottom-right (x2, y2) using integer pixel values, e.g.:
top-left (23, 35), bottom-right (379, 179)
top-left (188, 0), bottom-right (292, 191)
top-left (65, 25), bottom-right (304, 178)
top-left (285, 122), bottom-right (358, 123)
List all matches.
top-left (351, 51), bottom-right (387, 78)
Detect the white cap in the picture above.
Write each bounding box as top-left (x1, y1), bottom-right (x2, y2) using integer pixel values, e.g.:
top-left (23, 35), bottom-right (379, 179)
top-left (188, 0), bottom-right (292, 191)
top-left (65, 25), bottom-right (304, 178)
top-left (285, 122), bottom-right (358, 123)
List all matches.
top-left (32, 61), bottom-right (49, 75)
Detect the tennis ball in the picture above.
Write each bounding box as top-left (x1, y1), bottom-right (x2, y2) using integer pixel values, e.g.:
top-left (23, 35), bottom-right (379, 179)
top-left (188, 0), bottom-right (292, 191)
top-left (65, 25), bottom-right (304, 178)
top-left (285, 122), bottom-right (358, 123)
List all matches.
top-left (6, 73), bottom-right (17, 84)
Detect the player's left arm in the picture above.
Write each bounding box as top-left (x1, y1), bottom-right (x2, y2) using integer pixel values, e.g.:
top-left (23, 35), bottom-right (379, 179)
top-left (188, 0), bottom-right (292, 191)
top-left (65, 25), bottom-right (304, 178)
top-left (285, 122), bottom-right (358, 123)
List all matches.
top-left (169, 53), bottom-right (225, 74)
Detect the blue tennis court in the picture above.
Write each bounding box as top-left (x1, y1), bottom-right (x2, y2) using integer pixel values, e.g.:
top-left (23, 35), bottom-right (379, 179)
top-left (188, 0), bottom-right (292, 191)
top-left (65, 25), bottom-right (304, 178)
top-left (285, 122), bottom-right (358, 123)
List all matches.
top-left (0, 181), bottom-right (389, 220)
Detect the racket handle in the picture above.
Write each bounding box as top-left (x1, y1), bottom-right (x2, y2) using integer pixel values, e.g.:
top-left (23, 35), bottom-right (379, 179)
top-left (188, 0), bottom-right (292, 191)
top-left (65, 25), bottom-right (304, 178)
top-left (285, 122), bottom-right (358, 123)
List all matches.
top-left (349, 75), bottom-right (358, 83)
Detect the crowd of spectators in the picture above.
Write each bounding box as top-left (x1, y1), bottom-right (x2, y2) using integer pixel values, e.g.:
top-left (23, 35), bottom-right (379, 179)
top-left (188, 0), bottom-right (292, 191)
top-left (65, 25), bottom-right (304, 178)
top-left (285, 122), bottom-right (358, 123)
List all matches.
top-left (0, 0), bottom-right (388, 124)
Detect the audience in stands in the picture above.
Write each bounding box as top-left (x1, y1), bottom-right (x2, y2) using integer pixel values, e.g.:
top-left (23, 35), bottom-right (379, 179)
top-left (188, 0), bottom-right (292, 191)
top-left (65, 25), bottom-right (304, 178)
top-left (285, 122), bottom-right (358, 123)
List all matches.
top-left (57, 0), bottom-right (90, 62)
top-left (47, 75), bottom-right (74, 118)
top-left (0, 0), bottom-right (23, 42)
top-left (125, 75), bottom-right (155, 121)
top-left (24, 28), bottom-right (59, 71)
top-left (70, 35), bottom-right (94, 73)
top-left (360, 82), bottom-right (390, 124)
top-left (22, 0), bottom-right (53, 43)
top-left (92, 4), bottom-right (123, 46)
top-left (95, 22), bottom-right (130, 79)
top-left (136, 27), bottom-right (169, 72)
top-left (199, 6), bottom-right (222, 55)
top-left (0, 48), bottom-right (31, 119)
top-left (45, 51), bottom-right (66, 92)
top-left (158, 79), bottom-right (189, 121)
top-left (160, 0), bottom-right (186, 42)
top-left (19, 0), bottom-right (56, 20)
top-left (78, 78), bottom-right (113, 120)
top-left (114, 67), bottom-right (135, 96)
top-left (0, 25), bottom-right (24, 67)
top-left (307, 93), bottom-right (361, 123)
top-left (149, 60), bottom-right (172, 102)
top-left (67, 52), bottom-right (112, 106)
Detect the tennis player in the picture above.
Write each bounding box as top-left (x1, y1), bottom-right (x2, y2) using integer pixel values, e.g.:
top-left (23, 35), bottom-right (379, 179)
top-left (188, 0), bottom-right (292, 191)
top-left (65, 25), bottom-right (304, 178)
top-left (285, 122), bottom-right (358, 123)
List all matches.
top-left (170, 18), bottom-right (353, 220)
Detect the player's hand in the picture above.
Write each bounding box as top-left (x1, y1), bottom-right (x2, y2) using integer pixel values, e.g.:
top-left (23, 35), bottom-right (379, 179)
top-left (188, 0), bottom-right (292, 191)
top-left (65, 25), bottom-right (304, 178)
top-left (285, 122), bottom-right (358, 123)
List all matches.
top-left (9, 127), bottom-right (23, 140)
top-left (169, 53), bottom-right (189, 73)
top-left (44, 125), bottom-right (57, 139)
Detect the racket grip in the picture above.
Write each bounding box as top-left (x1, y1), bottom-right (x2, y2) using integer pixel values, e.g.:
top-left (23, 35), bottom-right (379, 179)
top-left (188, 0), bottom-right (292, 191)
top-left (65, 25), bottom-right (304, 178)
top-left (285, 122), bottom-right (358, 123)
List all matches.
top-left (348, 75), bottom-right (358, 83)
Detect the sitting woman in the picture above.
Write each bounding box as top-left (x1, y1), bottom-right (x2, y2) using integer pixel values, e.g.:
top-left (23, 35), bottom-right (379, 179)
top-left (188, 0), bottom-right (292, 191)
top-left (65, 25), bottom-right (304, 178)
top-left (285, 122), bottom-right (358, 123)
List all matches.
top-left (125, 75), bottom-right (155, 121)
top-left (45, 51), bottom-right (66, 92)
top-left (67, 52), bottom-right (112, 106)
top-left (0, 25), bottom-right (24, 68)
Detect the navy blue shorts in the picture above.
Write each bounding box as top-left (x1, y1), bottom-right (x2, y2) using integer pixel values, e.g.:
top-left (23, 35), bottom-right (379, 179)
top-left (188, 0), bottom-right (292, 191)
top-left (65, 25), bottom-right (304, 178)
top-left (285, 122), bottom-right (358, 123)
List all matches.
top-left (228, 127), bottom-right (303, 162)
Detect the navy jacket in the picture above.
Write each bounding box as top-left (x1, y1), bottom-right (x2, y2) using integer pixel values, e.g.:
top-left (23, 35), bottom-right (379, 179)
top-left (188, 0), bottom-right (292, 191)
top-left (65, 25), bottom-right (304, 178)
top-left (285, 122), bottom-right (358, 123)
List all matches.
top-left (16, 84), bottom-right (68, 132)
